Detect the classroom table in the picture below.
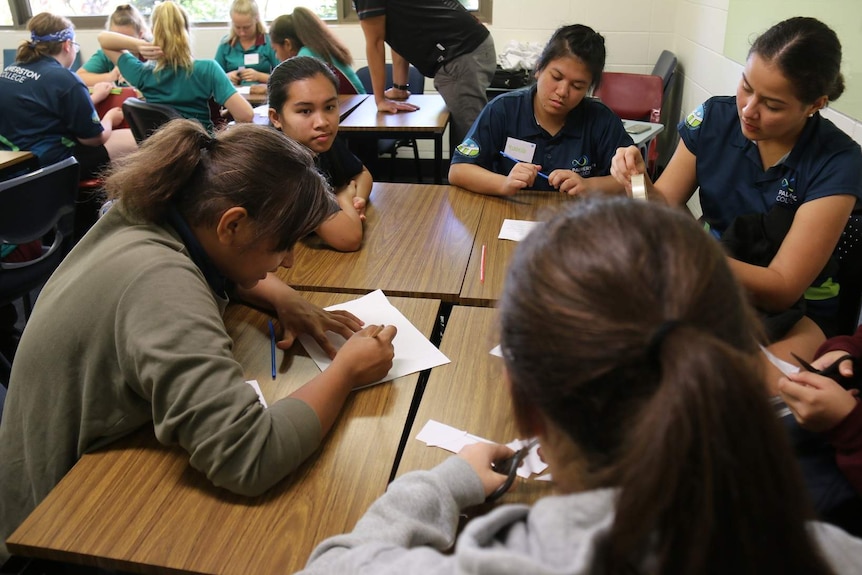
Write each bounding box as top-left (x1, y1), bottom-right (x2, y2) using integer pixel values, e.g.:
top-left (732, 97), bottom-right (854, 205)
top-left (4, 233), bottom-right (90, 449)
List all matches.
top-left (623, 119), bottom-right (665, 164)
top-left (6, 293), bottom-right (442, 575)
top-left (0, 150), bottom-right (37, 180)
top-left (281, 182), bottom-right (485, 302)
top-left (239, 85), bottom-right (268, 106)
top-left (395, 305), bottom-right (554, 505)
top-left (459, 190), bottom-right (570, 306)
top-left (338, 94), bottom-right (450, 184)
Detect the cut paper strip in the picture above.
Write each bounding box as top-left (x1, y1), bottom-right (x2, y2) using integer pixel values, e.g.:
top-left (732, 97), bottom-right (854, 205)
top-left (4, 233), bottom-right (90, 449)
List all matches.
top-left (416, 419), bottom-right (548, 478)
top-left (761, 345), bottom-right (800, 376)
top-left (298, 290), bottom-right (450, 388)
top-left (499, 219), bottom-right (541, 242)
top-left (246, 379), bottom-right (268, 408)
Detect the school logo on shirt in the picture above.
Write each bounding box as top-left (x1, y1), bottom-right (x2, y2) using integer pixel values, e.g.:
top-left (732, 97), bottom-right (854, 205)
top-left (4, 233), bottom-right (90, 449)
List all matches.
top-left (775, 176), bottom-right (798, 205)
top-left (685, 104), bottom-right (704, 130)
top-left (455, 138), bottom-right (480, 158)
top-left (570, 155), bottom-right (593, 177)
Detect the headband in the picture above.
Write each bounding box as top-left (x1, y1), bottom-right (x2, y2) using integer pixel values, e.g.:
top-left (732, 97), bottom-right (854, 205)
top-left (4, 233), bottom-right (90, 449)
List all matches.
top-left (30, 27), bottom-right (75, 44)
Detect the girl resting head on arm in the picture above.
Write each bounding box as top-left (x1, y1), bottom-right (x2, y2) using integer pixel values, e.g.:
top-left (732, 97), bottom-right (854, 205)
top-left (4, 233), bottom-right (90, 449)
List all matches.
top-left (77, 4), bottom-right (150, 86)
top-left (267, 56), bottom-right (371, 251)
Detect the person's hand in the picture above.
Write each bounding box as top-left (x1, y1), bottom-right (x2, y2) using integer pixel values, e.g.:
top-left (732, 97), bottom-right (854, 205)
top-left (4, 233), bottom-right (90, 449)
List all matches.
top-left (273, 292), bottom-right (364, 358)
top-left (811, 349), bottom-right (856, 377)
top-left (89, 81), bottom-right (114, 104)
top-left (227, 70), bottom-right (241, 86)
top-left (249, 84), bottom-right (267, 95)
top-left (548, 170), bottom-right (589, 196)
top-left (376, 99), bottom-right (420, 114)
top-left (239, 68), bottom-right (261, 83)
top-left (329, 324), bottom-right (397, 389)
top-left (502, 162), bottom-right (541, 196)
top-left (778, 370), bottom-right (859, 433)
top-left (384, 87), bottom-right (411, 101)
top-left (610, 145), bottom-right (646, 195)
top-left (138, 43), bottom-right (163, 61)
top-left (458, 443), bottom-right (517, 498)
top-left (103, 107), bottom-right (125, 128)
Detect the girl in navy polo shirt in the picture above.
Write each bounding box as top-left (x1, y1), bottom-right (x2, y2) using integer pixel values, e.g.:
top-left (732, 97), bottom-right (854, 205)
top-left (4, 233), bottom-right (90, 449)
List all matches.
top-left (612, 17), bottom-right (862, 353)
top-left (449, 24), bottom-right (632, 197)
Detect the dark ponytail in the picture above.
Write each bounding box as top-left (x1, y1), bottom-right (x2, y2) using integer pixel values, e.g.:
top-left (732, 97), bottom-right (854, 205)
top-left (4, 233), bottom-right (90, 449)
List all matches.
top-left (500, 197), bottom-right (835, 575)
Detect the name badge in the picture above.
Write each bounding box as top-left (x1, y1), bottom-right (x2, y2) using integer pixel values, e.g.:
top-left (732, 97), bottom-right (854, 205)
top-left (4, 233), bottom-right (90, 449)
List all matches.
top-left (504, 137), bottom-right (536, 163)
top-left (244, 53), bottom-right (260, 66)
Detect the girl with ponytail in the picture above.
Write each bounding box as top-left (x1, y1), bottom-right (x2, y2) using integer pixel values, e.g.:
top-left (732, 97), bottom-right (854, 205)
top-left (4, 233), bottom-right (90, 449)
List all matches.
top-left (300, 196), bottom-right (862, 574)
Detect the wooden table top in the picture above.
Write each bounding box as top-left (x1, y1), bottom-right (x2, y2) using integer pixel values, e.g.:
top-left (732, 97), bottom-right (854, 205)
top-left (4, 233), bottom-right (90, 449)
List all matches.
top-left (395, 305), bottom-right (554, 505)
top-left (338, 94), bottom-right (449, 134)
top-left (459, 190), bottom-right (571, 306)
top-left (281, 183), bottom-right (486, 301)
top-left (7, 293), bottom-right (442, 575)
top-left (0, 150), bottom-right (35, 171)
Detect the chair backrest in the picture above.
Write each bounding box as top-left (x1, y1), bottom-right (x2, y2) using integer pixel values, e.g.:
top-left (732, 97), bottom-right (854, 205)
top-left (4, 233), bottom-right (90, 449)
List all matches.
top-left (94, 87), bottom-right (138, 130)
top-left (122, 97), bottom-right (183, 143)
top-left (0, 157), bottom-right (79, 246)
top-left (594, 72), bottom-right (664, 123)
top-left (330, 66), bottom-right (358, 95)
top-left (355, 64), bottom-right (425, 95)
top-left (2, 48), bottom-right (16, 69)
top-left (834, 213), bottom-right (862, 334)
top-left (651, 50), bottom-right (678, 97)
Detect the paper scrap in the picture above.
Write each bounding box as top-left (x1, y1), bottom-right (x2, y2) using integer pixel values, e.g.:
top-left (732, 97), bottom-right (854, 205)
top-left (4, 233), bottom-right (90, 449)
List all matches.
top-left (498, 219), bottom-right (541, 242)
top-left (298, 290), bottom-right (450, 388)
top-left (490, 344), bottom-right (503, 357)
top-left (761, 345), bottom-right (800, 377)
top-left (416, 419), bottom-right (548, 478)
top-left (246, 379), bottom-right (268, 408)
top-left (236, 85), bottom-right (251, 95)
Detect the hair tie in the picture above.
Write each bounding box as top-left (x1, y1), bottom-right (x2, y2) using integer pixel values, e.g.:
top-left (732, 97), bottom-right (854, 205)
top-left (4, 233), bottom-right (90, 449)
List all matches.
top-left (200, 136), bottom-right (215, 152)
top-left (647, 319), bottom-right (683, 366)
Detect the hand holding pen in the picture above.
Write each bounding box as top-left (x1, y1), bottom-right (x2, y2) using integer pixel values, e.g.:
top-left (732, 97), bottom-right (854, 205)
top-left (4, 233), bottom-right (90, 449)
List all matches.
top-left (499, 151), bottom-right (547, 195)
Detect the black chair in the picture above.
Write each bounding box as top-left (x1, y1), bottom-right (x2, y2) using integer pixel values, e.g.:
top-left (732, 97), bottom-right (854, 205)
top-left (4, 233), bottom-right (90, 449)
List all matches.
top-left (355, 64), bottom-right (426, 182)
top-left (0, 157), bottom-right (80, 372)
top-left (122, 97), bottom-right (183, 144)
top-left (651, 50), bottom-right (678, 100)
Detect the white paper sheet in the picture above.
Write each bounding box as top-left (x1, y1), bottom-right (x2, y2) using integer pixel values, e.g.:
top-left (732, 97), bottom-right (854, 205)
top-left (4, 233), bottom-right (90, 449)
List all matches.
top-left (498, 219), bottom-right (541, 242)
top-left (415, 419), bottom-right (549, 478)
top-left (761, 345), bottom-right (800, 376)
top-left (298, 290), bottom-right (450, 388)
top-left (245, 379), bottom-right (268, 408)
top-left (236, 85), bottom-right (251, 95)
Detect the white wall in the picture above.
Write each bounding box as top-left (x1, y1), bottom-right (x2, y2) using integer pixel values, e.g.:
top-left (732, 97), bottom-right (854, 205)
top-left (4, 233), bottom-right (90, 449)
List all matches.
top-left (2, 0), bottom-right (861, 145)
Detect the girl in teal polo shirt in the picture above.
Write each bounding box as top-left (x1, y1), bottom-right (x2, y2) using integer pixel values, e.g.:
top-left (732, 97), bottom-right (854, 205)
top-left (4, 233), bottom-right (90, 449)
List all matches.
top-left (214, 0), bottom-right (278, 86)
top-left (77, 4), bottom-right (150, 87)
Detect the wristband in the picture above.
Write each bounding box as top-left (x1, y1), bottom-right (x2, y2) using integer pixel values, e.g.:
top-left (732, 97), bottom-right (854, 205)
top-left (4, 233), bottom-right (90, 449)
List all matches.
top-left (392, 83), bottom-right (409, 91)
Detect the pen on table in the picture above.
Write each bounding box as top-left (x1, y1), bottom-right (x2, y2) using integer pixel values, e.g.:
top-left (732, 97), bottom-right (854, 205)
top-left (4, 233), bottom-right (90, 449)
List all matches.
top-left (480, 244), bottom-right (486, 284)
top-left (268, 320), bottom-right (277, 380)
top-left (499, 151), bottom-right (550, 180)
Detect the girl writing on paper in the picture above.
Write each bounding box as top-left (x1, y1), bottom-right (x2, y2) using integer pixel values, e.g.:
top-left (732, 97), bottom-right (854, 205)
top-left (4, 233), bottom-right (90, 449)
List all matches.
top-left (298, 196), bottom-right (862, 574)
top-left (98, 1), bottom-right (254, 131)
top-left (268, 57), bottom-right (371, 252)
top-left (0, 121), bottom-right (396, 562)
top-left (449, 24), bottom-right (632, 197)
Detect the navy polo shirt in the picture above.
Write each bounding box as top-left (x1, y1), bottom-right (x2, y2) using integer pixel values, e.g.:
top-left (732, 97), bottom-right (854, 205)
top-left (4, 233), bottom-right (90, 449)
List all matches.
top-left (317, 135), bottom-right (363, 189)
top-left (679, 96), bottom-right (862, 236)
top-left (451, 85), bottom-right (632, 191)
top-left (0, 57), bottom-right (102, 166)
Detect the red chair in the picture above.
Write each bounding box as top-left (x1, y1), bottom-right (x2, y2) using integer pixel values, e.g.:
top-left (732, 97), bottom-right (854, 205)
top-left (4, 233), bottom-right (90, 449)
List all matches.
top-left (594, 72), bottom-right (664, 175)
top-left (93, 86), bottom-right (139, 130)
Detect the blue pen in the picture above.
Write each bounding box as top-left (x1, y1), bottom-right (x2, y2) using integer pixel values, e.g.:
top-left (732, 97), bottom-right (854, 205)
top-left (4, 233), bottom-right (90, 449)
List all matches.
top-left (268, 320), bottom-right (277, 380)
top-left (499, 151), bottom-right (550, 180)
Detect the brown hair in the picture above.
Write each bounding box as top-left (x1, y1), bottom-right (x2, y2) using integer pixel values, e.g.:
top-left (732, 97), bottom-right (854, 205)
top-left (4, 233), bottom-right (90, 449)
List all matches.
top-left (150, 1), bottom-right (193, 73)
top-left (500, 197), bottom-right (835, 575)
top-left (227, 0), bottom-right (267, 47)
top-left (104, 120), bottom-right (335, 251)
top-left (269, 7), bottom-right (353, 66)
top-left (16, 13), bottom-right (72, 64)
top-left (108, 4), bottom-right (151, 40)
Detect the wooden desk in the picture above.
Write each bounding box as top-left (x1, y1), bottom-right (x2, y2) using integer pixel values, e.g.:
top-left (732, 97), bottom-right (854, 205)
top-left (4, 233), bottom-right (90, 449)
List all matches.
top-left (7, 293), bottom-right (441, 575)
top-left (0, 150), bottom-right (36, 179)
top-left (240, 85), bottom-right (268, 106)
top-left (281, 183), bottom-right (485, 302)
top-left (395, 305), bottom-right (553, 505)
top-left (459, 191), bottom-right (570, 306)
top-left (339, 94), bottom-right (450, 184)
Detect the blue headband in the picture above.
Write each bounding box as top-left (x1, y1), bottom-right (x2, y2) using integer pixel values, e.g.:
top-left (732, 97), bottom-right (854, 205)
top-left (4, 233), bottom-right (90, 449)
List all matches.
top-left (30, 27), bottom-right (75, 43)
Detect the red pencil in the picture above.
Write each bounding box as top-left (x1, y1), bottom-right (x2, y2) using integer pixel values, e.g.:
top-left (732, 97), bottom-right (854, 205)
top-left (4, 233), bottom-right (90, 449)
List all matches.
top-left (480, 244), bottom-right (486, 283)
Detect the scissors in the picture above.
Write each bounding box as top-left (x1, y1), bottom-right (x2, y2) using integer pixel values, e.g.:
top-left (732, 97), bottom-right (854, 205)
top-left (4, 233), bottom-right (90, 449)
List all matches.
top-left (790, 352), bottom-right (856, 390)
top-left (486, 438), bottom-right (539, 503)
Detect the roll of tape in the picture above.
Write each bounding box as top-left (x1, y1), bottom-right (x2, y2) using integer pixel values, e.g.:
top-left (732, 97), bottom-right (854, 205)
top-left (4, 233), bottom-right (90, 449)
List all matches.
top-left (631, 173), bottom-right (647, 201)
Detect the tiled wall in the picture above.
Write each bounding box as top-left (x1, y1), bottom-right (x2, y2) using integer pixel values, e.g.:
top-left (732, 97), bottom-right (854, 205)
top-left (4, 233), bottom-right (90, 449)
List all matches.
top-left (2, 0), bottom-right (860, 146)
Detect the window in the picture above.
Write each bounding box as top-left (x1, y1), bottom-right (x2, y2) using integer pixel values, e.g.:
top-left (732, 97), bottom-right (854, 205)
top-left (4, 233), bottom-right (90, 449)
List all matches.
top-left (7, 0), bottom-right (490, 26)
